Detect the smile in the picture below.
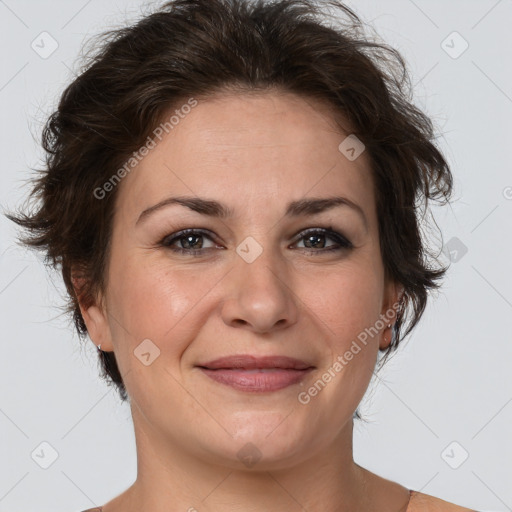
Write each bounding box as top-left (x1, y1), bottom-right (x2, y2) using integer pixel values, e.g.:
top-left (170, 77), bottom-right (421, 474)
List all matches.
top-left (199, 367), bottom-right (314, 392)
top-left (197, 355), bottom-right (315, 392)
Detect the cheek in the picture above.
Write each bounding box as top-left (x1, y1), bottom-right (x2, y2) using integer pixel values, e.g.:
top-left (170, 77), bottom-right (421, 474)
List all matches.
top-left (106, 255), bottom-right (222, 353)
top-left (295, 267), bottom-right (383, 427)
top-left (299, 261), bottom-right (384, 349)
top-left (104, 258), bottom-right (212, 411)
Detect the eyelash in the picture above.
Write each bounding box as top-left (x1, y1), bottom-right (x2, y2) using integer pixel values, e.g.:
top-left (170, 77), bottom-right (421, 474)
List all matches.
top-left (159, 227), bottom-right (353, 256)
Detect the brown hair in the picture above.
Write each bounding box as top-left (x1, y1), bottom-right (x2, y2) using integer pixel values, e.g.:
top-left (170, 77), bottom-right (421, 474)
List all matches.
top-left (6, 0), bottom-right (452, 406)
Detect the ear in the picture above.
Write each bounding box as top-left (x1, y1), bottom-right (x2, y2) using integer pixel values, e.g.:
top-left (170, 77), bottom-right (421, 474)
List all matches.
top-left (71, 273), bottom-right (114, 352)
top-left (379, 280), bottom-right (404, 351)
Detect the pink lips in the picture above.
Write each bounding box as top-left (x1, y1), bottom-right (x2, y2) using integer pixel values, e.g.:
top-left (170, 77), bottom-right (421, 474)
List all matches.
top-left (197, 355), bottom-right (315, 392)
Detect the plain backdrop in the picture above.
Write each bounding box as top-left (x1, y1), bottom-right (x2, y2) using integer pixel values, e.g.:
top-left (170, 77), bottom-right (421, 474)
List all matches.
top-left (0, 1), bottom-right (511, 511)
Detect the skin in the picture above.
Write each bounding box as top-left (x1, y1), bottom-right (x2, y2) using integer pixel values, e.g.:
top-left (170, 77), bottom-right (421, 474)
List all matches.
top-left (77, 90), bottom-right (412, 512)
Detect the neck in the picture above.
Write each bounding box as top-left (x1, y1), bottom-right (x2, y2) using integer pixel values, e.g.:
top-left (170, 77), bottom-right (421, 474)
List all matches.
top-left (115, 407), bottom-right (379, 512)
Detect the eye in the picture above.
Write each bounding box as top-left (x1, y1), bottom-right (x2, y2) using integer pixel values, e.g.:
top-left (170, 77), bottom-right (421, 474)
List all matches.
top-left (160, 229), bottom-right (220, 255)
top-left (292, 228), bottom-right (353, 254)
top-left (159, 227), bottom-right (353, 256)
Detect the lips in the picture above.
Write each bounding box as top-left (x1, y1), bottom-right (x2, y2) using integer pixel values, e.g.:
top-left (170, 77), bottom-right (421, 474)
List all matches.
top-left (197, 355), bottom-right (315, 392)
top-left (199, 355), bottom-right (313, 370)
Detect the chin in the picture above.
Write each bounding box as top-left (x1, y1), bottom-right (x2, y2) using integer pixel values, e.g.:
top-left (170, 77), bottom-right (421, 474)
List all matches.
top-left (206, 414), bottom-right (313, 470)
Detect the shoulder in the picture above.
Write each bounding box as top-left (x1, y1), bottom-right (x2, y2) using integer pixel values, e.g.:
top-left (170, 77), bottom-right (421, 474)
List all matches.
top-left (79, 508), bottom-right (102, 512)
top-left (408, 490), bottom-right (476, 512)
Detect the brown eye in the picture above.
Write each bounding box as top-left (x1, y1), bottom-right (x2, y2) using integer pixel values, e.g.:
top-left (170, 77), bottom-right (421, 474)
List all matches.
top-left (293, 228), bottom-right (352, 253)
top-left (161, 229), bottom-right (219, 255)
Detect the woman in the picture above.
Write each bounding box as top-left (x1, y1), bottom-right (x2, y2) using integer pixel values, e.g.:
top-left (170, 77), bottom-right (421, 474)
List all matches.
top-left (7, 0), bottom-right (477, 510)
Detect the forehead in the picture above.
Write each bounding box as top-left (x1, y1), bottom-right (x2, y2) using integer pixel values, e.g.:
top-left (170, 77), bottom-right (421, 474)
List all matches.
top-left (115, 91), bottom-right (376, 223)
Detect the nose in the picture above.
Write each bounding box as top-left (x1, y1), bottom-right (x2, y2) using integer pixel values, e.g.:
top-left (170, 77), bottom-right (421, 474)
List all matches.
top-left (220, 245), bottom-right (299, 334)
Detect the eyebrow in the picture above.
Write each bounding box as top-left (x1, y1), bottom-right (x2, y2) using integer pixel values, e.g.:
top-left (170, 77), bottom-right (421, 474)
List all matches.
top-left (136, 195), bottom-right (368, 230)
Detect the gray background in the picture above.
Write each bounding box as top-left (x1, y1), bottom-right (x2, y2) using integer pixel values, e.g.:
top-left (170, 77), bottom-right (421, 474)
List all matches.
top-left (0, 1), bottom-right (511, 511)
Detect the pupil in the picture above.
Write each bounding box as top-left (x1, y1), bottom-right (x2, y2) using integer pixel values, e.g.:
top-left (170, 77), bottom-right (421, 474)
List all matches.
top-left (305, 234), bottom-right (324, 248)
top-left (183, 235), bottom-right (202, 249)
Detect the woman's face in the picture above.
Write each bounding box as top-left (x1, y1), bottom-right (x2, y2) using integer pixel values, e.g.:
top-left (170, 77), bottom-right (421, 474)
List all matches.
top-left (84, 91), bottom-right (401, 470)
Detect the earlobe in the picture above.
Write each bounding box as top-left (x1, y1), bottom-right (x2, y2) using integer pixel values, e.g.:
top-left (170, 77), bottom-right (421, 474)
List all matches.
top-left (378, 320), bottom-right (393, 350)
top-left (379, 281), bottom-right (404, 350)
top-left (81, 304), bottom-right (114, 351)
top-left (71, 274), bottom-right (114, 351)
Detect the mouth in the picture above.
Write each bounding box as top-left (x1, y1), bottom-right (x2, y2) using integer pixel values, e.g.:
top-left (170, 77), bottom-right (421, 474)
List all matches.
top-left (196, 355), bottom-right (315, 392)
